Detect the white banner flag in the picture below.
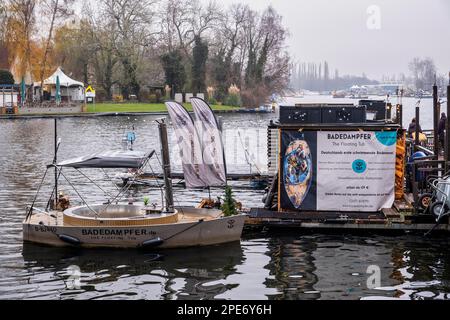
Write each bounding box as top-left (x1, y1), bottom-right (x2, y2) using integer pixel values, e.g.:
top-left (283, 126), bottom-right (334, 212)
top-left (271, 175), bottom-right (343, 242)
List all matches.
top-left (165, 101), bottom-right (208, 188)
top-left (191, 97), bottom-right (227, 186)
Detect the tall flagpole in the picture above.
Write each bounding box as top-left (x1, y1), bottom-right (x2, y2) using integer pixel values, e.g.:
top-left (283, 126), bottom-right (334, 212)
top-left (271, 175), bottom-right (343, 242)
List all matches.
top-left (54, 118), bottom-right (58, 208)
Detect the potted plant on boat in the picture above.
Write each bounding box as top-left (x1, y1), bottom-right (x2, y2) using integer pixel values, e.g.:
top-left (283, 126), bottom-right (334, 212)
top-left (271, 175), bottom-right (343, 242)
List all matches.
top-left (143, 197), bottom-right (157, 215)
top-left (221, 186), bottom-right (239, 217)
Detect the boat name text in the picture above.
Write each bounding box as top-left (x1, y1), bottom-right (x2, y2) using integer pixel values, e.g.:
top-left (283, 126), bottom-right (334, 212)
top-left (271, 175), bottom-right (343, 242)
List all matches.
top-left (81, 229), bottom-right (156, 236)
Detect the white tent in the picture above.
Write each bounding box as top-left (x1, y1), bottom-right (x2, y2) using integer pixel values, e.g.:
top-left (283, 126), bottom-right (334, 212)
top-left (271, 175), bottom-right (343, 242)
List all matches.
top-left (34, 67), bottom-right (85, 102)
top-left (34, 67), bottom-right (84, 88)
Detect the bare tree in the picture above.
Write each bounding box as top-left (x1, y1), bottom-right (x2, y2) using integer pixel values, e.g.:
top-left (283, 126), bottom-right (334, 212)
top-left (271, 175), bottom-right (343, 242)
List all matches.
top-left (91, 24), bottom-right (120, 100)
top-left (159, 0), bottom-right (220, 61)
top-left (409, 57), bottom-right (437, 90)
top-left (6, 0), bottom-right (38, 79)
top-left (207, 4), bottom-right (290, 105)
top-left (22, 0), bottom-right (292, 105)
top-left (214, 5), bottom-right (248, 71)
top-left (0, 4), bottom-right (9, 69)
top-left (240, 6), bottom-right (290, 105)
top-left (81, 3), bottom-right (120, 100)
top-left (0, 2), bottom-right (8, 67)
top-left (101, 0), bottom-right (159, 99)
top-left (38, 0), bottom-right (75, 95)
top-left (208, 4), bottom-right (249, 98)
top-left (0, 3), bottom-right (7, 42)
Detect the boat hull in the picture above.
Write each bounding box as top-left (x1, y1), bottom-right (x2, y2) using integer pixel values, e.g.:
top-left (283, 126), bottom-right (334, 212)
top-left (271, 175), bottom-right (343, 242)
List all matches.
top-left (23, 211), bottom-right (246, 249)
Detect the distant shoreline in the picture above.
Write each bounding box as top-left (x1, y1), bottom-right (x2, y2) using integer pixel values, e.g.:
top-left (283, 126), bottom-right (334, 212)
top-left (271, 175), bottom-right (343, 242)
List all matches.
top-left (0, 102), bottom-right (244, 119)
top-left (0, 108), bottom-right (274, 120)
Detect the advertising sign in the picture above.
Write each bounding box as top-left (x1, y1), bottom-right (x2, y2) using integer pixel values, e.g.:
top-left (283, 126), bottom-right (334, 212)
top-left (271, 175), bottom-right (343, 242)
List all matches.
top-left (280, 130), bottom-right (397, 212)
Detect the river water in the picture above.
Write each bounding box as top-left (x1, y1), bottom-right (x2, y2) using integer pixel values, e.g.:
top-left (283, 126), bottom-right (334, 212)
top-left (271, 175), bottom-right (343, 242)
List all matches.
top-left (1, 97), bottom-right (449, 300)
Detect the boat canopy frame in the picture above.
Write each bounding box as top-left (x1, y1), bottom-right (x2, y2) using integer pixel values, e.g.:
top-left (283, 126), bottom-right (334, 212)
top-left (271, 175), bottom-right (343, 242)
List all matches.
top-left (25, 149), bottom-right (157, 221)
top-left (56, 150), bottom-right (154, 169)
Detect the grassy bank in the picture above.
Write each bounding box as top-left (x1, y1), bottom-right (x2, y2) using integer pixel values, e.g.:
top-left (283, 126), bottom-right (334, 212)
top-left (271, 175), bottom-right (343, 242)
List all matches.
top-left (87, 103), bottom-right (239, 113)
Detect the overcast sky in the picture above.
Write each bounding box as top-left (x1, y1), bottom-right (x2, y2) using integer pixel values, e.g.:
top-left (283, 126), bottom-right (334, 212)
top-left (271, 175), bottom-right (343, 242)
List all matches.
top-left (216, 0), bottom-right (450, 80)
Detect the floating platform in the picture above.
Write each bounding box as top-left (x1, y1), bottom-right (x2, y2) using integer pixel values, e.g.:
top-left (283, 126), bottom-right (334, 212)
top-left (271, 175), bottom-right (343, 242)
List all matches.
top-left (244, 199), bottom-right (450, 234)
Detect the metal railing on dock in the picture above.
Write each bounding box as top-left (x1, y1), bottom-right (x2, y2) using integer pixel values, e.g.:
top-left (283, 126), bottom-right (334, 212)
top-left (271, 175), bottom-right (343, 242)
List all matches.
top-left (408, 156), bottom-right (450, 213)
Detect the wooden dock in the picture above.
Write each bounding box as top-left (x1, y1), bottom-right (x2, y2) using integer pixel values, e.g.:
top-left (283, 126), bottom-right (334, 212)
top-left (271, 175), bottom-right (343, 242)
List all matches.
top-left (244, 197), bottom-right (449, 234)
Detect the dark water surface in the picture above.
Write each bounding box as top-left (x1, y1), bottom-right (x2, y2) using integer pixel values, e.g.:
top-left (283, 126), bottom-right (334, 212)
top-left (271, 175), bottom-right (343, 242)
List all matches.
top-left (1, 110), bottom-right (449, 300)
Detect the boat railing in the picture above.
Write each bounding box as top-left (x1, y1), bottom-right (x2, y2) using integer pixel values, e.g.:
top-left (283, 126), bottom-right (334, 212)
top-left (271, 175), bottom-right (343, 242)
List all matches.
top-left (25, 205), bottom-right (57, 218)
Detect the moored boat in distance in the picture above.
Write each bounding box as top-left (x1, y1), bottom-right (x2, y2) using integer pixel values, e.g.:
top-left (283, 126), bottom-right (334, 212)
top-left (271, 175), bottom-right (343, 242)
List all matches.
top-left (332, 90), bottom-right (346, 98)
top-left (415, 90), bottom-right (433, 98)
top-left (347, 93), bottom-right (369, 99)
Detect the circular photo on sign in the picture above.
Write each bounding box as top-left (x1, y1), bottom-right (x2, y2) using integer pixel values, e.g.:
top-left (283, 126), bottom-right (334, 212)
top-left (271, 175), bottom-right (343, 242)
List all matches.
top-left (283, 140), bottom-right (313, 209)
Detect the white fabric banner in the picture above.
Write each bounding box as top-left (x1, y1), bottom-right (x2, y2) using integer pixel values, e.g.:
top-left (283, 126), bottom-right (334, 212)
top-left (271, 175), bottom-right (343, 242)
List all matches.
top-left (165, 101), bottom-right (208, 188)
top-left (191, 98), bottom-right (227, 187)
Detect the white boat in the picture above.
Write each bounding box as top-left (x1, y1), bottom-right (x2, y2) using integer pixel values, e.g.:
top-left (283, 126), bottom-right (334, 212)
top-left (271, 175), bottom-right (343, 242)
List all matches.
top-left (332, 91), bottom-right (346, 99)
top-left (23, 122), bottom-right (246, 249)
top-left (23, 205), bottom-right (245, 249)
top-left (347, 93), bottom-right (369, 99)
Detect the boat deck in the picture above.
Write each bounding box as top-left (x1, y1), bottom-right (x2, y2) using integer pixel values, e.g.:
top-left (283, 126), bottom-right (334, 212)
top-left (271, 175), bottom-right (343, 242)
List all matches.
top-left (26, 207), bottom-right (224, 227)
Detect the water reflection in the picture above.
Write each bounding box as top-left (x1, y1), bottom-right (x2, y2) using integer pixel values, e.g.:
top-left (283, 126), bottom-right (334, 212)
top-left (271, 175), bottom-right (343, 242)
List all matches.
top-left (1, 113), bottom-right (450, 300)
top-left (21, 242), bottom-right (245, 300)
top-left (3, 233), bottom-right (450, 300)
top-left (262, 234), bottom-right (450, 300)
top-left (374, 237), bottom-right (450, 300)
top-left (265, 235), bottom-right (319, 300)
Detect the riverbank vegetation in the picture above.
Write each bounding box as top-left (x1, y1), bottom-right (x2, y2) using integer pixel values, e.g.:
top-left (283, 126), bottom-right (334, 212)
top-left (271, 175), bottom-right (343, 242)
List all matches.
top-left (0, 0), bottom-right (291, 107)
top-left (86, 103), bottom-right (239, 113)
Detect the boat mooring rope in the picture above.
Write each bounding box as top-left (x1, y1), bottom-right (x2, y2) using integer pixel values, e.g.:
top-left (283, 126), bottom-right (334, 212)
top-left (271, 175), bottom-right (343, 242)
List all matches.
top-left (101, 155), bottom-right (153, 211)
top-left (26, 167), bottom-right (50, 221)
top-left (58, 169), bottom-right (99, 217)
top-left (75, 168), bottom-right (116, 199)
top-left (162, 219), bottom-right (205, 242)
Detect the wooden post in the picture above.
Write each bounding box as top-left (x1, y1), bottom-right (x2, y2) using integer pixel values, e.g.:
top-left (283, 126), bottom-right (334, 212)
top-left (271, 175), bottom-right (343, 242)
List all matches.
top-left (433, 83), bottom-right (439, 157)
top-left (158, 119), bottom-right (174, 212)
top-left (446, 75), bottom-right (450, 171)
top-left (415, 105), bottom-right (420, 150)
top-left (400, 89), bottom-right (404, 126)
top-left (217, 116), bottom-right (223, 133)
top-left (396, 104), bottom-right (403, 127)
top-left (264, 173), bottom-right (278, 209)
